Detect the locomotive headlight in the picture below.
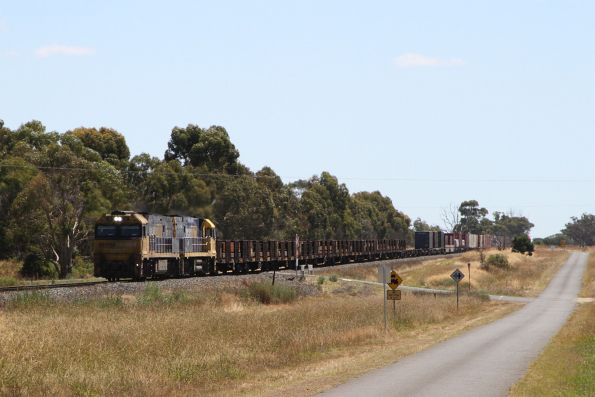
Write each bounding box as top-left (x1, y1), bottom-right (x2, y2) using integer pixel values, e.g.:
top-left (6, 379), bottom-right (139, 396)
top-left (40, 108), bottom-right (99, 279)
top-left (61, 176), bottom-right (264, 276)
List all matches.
top-left (114, 216), bottom-right (123, 222)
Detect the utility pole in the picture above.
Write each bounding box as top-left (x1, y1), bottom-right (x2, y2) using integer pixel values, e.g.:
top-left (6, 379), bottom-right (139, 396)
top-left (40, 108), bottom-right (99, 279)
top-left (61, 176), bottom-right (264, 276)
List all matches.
top-left (295, 234), bottom-right (299, 277)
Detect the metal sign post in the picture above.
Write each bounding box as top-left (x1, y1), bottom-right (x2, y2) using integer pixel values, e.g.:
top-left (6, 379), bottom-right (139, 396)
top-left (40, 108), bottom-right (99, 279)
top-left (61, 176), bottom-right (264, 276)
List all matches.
top-left (467, 262), bottom-right (471, 293)
top-left (383, 266), bottom-right (387, 331)
top-left (456, 281), bottom-right (459, 310)
top-left (387, 270), bottom-right (403, 324)
top-left (450, 268), bottom-right (465, 311)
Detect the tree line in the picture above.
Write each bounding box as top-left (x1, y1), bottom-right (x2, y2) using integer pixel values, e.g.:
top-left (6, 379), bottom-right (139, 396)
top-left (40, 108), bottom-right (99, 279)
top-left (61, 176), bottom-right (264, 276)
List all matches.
top-left (536, 213), bottom-right (594, 247)
top-left (0, 120), bottom-right (411, 277)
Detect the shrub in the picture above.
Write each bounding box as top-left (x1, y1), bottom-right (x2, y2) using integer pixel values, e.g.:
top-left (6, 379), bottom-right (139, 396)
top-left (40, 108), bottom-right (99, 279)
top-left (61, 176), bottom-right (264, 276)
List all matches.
top-left (70, 256), bottom-right (94, 279)
top-left (512, 235), bottom-right (535, 256)
top-left (247, 281), bottom-right (297, 304)
top-left (329, 274), bottom-right (338, 282)
top-left (20, 254), bottom-right (58, 279)
top-left (317, 276), bottom-right (326, 285)
top-left (485, 254), bottom-right (510, 269)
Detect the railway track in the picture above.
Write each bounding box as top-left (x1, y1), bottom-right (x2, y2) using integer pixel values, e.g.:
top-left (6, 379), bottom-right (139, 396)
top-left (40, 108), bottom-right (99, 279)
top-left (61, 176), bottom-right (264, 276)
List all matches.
top-left (0, 252), bottom-right (464, 295)
top-left (0, 280), bottom-right (107, 293)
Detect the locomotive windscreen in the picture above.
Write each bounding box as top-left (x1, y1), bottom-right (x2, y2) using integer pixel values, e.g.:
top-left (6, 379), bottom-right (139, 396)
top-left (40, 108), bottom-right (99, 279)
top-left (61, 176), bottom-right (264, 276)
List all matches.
top-left (95, 225), bottom-right (142, 238)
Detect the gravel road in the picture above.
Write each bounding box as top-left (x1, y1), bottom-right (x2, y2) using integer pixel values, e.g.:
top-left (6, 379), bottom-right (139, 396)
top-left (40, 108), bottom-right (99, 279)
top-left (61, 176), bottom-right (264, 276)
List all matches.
top-left (319, 251), bottom-right (589, 397)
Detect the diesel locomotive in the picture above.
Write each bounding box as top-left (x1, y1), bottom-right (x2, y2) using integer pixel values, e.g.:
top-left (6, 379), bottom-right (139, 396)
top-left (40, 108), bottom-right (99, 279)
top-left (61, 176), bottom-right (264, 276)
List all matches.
top-left (93, 211), bottom-right (217, 281)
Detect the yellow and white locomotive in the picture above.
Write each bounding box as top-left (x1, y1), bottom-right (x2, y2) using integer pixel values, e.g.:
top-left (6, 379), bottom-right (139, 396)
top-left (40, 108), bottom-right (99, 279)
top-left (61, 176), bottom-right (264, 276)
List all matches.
top-left (93, 211), bottom-right (217, 281)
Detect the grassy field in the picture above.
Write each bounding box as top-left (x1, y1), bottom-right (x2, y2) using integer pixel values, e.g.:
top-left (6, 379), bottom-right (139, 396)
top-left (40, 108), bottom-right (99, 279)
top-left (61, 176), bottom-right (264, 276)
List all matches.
top-left (510, 250), bottom-right (594, 397)
top-left (320, 247), bottom-right (569, 297)
top-left (0, 279), bottom-right (518, 397)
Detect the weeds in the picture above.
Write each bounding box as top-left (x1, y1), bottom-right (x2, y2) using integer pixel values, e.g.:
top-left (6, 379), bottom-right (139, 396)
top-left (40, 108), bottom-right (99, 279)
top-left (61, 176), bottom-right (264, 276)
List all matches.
top-left (329, 274), bottom-right (338, 282)
top-left (317, 276), bottom-right (326, 285)
top-left (0, 276), bottom-right (18, 286)
top-left (10, 291), bottom-right (51, 308)
top-left (246, 281), bottom-right (297, 304)
top-left (138, 283), bottom-right (188, 305)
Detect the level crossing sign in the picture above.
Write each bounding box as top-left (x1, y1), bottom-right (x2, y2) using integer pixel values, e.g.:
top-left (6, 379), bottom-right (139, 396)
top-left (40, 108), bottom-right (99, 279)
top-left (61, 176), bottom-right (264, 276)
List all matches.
top-left (450, 268), bottom-right (465, 283)
top-left (388, 270), bottom-right (403, 290)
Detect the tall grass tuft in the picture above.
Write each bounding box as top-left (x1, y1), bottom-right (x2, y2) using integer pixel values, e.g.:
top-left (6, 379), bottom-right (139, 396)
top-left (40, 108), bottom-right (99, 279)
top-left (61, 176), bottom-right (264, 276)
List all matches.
top-left (485, 254), bottom-right (510, 270)
top-left (0, 276), bottom-right (18, 286)
top-left (139, 283), bottom-right (189, 305)
top-left (247, 281), bottom-right (297, 304)
top-left (11, 291), bottom-right (51, 308)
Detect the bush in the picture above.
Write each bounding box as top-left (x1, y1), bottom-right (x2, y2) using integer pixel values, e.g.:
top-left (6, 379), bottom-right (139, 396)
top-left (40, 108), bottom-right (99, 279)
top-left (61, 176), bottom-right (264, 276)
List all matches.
top-left (20, 254), bottom-right (58, 279)
top-left (247, 281), bottom-right (297, 304)
top-left (485, 254), bottom-right (510, 269)
top-left (317, 276), bottom-right (326, 285)
top-left (512, 235), bottom-right (535, 256)
top-left (70, 256), bottom-right (94, 279)
top-left (329, 274), bottom-right (338, 282)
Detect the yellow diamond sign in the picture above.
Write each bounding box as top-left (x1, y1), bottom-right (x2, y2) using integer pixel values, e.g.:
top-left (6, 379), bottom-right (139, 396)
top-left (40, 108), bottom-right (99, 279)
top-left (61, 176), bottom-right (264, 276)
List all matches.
top-left (388, 270), bottom-right (402, 290)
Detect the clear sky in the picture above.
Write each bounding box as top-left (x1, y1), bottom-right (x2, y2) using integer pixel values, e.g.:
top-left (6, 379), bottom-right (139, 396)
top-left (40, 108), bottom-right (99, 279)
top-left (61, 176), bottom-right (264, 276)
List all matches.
top-left (1, 1), bottom-right (593, 237)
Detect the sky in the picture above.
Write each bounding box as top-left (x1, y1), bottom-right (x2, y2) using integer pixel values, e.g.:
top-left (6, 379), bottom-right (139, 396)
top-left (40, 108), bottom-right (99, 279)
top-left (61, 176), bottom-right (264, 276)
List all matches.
top-left (1, 1), bottom-right (594, 238)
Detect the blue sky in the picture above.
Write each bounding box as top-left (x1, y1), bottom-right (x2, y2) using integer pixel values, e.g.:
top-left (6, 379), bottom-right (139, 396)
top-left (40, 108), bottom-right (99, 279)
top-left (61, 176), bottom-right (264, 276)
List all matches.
top-left (1, 1), bottom-right (594, 237)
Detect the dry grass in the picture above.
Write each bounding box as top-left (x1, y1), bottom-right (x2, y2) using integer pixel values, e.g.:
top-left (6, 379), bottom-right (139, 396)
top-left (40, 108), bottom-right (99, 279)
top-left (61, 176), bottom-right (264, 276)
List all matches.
top-left (0, 280), bottom-right (517, 397)
top-left (510, 251), bottom-right (594, 396)
top-left (321, 247), bottom-right (569, 297)
top-left (0, 259), bottom-right (21, 278)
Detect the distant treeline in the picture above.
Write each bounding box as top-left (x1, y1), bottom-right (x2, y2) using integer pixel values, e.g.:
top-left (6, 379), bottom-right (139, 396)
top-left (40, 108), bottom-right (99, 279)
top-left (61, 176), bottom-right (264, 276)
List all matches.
top-left (0, 120), bottom-right (410, 276)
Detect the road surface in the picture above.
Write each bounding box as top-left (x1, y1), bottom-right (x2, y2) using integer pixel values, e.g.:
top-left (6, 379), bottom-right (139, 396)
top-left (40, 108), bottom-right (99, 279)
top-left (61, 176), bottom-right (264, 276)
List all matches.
top-left (319, 251), bottom-right (588, 397)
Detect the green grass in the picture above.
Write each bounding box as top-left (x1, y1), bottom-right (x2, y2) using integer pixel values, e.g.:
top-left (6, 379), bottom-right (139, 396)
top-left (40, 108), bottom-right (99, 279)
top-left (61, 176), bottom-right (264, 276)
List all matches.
top-left (0, 276), bottom-right (18, 286)
top-left (138, 283), bottom-right (189, 305)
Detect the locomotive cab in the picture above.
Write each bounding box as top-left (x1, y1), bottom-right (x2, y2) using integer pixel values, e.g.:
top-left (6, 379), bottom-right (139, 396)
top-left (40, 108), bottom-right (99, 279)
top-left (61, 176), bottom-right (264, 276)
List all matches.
top-left (93, 211), bottom-right (147, 281)
top-left (93, 211), bottom-right (218, 281)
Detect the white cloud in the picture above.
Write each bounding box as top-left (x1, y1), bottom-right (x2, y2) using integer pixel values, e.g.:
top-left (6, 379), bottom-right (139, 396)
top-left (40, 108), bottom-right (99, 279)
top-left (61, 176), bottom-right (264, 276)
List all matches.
top-left (395, 53), bottom-right (464, 68)
top-left (35, 44), bottom-right (95, 58)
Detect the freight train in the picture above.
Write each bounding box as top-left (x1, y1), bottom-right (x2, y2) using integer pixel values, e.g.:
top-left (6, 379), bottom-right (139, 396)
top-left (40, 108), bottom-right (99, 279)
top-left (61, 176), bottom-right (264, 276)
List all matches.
top-left (93, 211), bottom-right (492, 281)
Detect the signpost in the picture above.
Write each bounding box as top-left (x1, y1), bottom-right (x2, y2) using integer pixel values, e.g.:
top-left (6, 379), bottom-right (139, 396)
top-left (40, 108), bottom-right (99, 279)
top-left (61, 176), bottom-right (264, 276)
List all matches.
top-left (467, 262), bottom-right (471, 292)
top-left (382, 266), bottom-right (387, 331)
top-left (450, 268), bottom-right (465, 310)
top-left (388, 270), bottom-right (402, 321)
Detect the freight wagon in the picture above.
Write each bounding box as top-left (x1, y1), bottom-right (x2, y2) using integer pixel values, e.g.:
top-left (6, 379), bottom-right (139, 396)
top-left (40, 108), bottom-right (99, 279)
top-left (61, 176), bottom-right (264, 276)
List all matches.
top-left (414, 231), bottom-right (445, 253)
